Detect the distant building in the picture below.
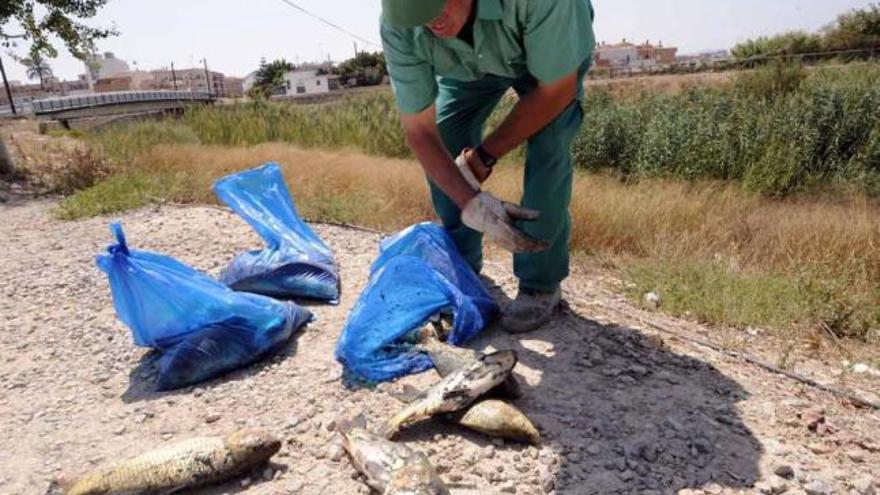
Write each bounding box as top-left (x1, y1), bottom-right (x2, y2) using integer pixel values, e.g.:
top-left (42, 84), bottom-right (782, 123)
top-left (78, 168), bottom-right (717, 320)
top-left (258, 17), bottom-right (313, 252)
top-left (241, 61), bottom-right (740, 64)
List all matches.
top-left (281, 69), bottom-right (339, 97)
top-left (94, 71), bottom-right (155, 93)
top-left (224, 77), bottom-right (245, 98)
top-left (150, 68), bottom-right (227, 95)
top-left (84, 52), bottom-right (131, 84)
top-left (242, 71), bottom-right (258, 94)
top-left (595, 39), bottom-right (679, 69)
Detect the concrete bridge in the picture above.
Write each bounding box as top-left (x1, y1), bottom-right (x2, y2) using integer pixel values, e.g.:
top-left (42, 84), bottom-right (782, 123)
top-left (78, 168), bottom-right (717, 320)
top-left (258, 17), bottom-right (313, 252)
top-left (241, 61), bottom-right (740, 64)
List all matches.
top-left (33, 90), bottom-right (215, 131)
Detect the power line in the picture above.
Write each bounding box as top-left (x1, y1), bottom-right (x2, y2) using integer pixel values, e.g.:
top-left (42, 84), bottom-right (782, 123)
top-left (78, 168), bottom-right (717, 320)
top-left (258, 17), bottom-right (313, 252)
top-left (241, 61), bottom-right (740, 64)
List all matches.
top-left (274, 0), bottom-right (381, 49)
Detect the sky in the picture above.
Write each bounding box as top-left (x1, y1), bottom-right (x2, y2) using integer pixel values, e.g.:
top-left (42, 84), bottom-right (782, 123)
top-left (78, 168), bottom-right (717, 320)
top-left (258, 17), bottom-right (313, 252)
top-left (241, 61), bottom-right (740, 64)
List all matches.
top-left (2, 0), bottom-right (876, 83)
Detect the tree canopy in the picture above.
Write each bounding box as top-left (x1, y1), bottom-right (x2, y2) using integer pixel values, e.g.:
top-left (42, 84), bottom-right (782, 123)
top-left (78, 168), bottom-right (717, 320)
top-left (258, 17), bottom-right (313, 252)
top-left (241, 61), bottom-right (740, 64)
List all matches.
top-left (732, 3), bottom-right (880, 60)
top-left (1, 0), bottom-right (116, 61)
top-left (333, 52), bottom-right (386, 87)
top-left (250, 58), bottom-right (295, 98)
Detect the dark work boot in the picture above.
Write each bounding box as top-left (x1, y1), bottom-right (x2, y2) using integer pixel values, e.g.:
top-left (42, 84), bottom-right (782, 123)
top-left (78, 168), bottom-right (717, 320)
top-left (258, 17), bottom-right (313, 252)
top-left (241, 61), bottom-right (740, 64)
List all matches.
top-left (500, 287), bottom-right (561, 334)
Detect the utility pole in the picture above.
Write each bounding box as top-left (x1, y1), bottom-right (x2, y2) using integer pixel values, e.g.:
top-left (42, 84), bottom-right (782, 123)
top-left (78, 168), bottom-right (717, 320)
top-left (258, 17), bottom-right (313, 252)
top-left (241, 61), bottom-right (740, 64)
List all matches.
top-left (202, 58), bottom-right (212, 96)
top-left (171, 62), bottom-right (179, 90)
top-left (354, 41), bottom-right (358, 59)
top-left (0, 54), bottom-right (17, 115)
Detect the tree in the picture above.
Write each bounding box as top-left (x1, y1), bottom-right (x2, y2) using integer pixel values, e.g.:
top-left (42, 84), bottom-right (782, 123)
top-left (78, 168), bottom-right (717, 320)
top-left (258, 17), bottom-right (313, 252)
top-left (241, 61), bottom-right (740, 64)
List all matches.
top-left (333, 51), bottom-right (387, 87)
top-left (1, 0), bottom-right (116, 62)
top-left (250, 58), bottom-right (294, 98)
top-left (731, 4), bottom-right (880, 61)
top-left (2, 2), bottom-right (114, 178)
top-left (823, 3), bottom-right (880, 52)
top-left (19, 54), bottom-right (53, 88)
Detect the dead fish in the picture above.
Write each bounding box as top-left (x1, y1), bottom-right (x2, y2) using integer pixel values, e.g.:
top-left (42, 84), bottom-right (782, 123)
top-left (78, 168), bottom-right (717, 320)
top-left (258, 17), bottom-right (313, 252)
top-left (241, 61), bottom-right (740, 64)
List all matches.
top-left (380, 350), bottom-right (517, 439)
top-left (337, 416), bottom-right (449, 495)
top-left (392, 385), bottom-right (540, 445)
top-left (57, 429), bottom-right (280, 495)
top-left (415, 325), bottom-right (523, 400)
top-left (450, 399), bottom-right (540, 445)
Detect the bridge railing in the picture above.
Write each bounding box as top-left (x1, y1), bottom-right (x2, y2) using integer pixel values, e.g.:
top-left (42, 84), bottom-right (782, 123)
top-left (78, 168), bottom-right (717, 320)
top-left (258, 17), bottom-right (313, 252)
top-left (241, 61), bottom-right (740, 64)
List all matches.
top-left (32, 90), bottom-right (214, 115)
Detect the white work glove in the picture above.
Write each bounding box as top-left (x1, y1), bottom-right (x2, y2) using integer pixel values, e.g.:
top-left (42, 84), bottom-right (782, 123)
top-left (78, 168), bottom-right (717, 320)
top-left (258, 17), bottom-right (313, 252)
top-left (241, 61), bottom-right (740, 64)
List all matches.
top-left (455, 154), bottom-right (482, 191)
top-left (461, 192), bottom-right (549, 253)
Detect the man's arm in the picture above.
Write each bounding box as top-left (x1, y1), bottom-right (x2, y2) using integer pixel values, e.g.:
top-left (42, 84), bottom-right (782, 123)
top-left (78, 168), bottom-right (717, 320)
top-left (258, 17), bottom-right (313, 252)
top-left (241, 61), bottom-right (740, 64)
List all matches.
top-left (464, 70), bottom-right (579, 178)
top-left (401, 105), bottom-right (477, 209)
top-left (484, 71), bottom-right (579, 159)
top-left (400, 105), bottom-right (549, 253)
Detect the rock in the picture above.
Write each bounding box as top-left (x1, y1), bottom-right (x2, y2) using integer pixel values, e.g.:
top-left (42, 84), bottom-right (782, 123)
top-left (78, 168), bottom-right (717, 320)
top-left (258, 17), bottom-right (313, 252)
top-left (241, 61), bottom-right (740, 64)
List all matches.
top-left (286, 416), bottom-right (301, 429)
top-left (774, 465), bottom-right (796, 480)
top-left (644, 292), bottom-right (661, 309)
top-left (263, 467), bottom-right (274, 480)
top-left (846, 449), bottom-right (865, 463)
top-left (807, 443), bottom-right (833, 455)
top-left (853, 476), bottom-right (875, 495)
top-left (481, 446), bottom-right (495, 459)
top-left (328, 442), bottom-right (345, 462)
top-left (204, 413), bottom-right (221, 424)
top-left (757, 480), bottom-right (789, 494)
top-left (287, 478), bottom-right (304, 493)
top-left (803, 479), bottom-right (833, 495)
top-left (112, 425), bottom-right (126, 435)
top-left (541, 473), bottom-right (555, 493)
top-left (499, 480), bottom-right (516, 493)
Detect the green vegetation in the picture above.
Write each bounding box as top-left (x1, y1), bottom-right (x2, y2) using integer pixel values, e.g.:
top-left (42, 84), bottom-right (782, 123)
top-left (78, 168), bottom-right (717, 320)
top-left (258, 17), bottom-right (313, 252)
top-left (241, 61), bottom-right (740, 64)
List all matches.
top-left (626, 259), bottom-right (878, 339)
top-left (732, 4), bottom-right (880, 60)
top-left (143, 62), bottom-right (880, 197)
top-left (182, 92), bottom-right (409, 157)
top-left (1, 0), bottom-right (116, 61)
top-left (333, 51), bottom-right (388, 86)
top-left (249, 58), bottom-right (296, 98)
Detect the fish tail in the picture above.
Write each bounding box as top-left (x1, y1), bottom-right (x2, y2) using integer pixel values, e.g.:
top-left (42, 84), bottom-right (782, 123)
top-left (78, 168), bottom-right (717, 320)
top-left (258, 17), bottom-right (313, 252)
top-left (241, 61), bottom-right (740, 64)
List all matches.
top-left (378, 408), bottom-right (411, 439)
top-left (45, 479), bottom-right (65, 495)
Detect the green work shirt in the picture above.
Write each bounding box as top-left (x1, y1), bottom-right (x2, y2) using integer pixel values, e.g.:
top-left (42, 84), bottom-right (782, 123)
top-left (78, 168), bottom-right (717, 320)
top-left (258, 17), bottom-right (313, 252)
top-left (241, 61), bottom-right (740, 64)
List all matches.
top-left (380, 0), bottom-right (595, 114)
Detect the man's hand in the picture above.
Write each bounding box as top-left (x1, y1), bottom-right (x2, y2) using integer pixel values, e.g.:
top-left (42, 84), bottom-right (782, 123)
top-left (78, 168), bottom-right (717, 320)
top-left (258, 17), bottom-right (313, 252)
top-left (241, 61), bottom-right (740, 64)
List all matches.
top-left (461, 192), bottom-right (549, 253)
top-left (456, 147), bottom-right (493, 184)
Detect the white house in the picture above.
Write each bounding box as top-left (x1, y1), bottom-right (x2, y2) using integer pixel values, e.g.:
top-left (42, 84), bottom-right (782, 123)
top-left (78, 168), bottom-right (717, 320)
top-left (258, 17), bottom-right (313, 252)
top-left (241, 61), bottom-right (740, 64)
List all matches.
top-left (281, 69), bottom-right (338, 97)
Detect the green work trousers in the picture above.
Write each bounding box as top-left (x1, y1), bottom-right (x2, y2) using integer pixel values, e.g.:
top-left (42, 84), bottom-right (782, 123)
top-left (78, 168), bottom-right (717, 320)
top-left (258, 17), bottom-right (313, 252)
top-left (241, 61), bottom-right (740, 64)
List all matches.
top-left (430, 65), bottom-right (587, 293)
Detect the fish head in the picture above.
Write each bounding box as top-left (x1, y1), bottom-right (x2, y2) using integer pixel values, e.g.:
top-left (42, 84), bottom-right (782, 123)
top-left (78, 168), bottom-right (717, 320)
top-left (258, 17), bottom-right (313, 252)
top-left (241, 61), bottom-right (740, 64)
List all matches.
top-left (225, 429), bottom-right (282, 462)
top-left (482, 350), bottom-right (517, 372)
top-left (384, 452), bottom-right (449, 495)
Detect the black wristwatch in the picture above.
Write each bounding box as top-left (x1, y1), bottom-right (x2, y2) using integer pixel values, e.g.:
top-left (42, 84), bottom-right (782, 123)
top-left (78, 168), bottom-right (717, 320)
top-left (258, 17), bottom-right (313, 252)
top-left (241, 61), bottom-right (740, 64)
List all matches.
top-left (475, 144), bottom-right (498, 168)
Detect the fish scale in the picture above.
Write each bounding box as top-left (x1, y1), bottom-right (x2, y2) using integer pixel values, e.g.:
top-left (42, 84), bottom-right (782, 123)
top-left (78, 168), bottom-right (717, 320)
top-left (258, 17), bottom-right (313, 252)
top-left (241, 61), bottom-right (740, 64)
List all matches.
top-left (59, 430), bottom-right (280, 495)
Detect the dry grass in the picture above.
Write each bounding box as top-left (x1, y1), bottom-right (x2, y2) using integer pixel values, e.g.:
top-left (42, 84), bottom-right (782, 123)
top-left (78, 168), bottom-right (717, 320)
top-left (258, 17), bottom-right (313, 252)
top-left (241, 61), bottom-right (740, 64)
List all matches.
top-left (142, 142), bottom-right (880, 277)
top-left (585, 71), bottom-right (737, 97)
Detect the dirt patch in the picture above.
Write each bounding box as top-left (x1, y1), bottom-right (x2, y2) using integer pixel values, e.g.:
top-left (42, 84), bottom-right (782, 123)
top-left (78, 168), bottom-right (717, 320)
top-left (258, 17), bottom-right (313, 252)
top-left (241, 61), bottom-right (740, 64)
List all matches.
top-left (0, 200), bottom-right (877, 495)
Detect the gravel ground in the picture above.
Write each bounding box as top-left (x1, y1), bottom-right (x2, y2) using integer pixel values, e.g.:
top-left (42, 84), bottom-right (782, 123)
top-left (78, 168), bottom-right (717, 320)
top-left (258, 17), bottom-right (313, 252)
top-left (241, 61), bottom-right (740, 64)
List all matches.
top-left (0, 199), bottom-right (877, 495)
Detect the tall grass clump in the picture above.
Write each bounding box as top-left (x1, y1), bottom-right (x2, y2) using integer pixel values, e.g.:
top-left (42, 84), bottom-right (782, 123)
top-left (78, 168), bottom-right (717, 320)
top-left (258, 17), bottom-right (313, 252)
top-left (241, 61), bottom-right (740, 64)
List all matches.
top-left (88, 120), bottom-right (201, 163)
top-left (184, 92), bottom-right (409, 157)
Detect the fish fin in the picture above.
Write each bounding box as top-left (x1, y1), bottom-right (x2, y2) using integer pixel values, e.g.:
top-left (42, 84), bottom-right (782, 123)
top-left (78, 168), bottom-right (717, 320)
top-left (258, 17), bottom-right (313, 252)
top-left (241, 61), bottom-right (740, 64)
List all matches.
top-left (376, 421), bottom-right (398, 440)
top-left (45, 479), bottom-right (66, 495)
top-left (441, 388), bottom-right (472, 402)
top-left (336, 413), bottom-right (368, 434)
top-left (387, 384), bottom-right (422, 404)
top-left (377, 409), bottom-right (409, 439)
top-left (418, 323), bottom-right (441, 345)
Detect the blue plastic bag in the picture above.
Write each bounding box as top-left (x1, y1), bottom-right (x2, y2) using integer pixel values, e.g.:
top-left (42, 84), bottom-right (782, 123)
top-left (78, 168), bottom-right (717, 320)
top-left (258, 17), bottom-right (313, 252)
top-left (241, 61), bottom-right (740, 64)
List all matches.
top-left (213, 163), bottom-right (340, 303)
top-left (96, 223), bottom-right (312, 390)
top-left (335, 223), bottom-right (498, 383)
